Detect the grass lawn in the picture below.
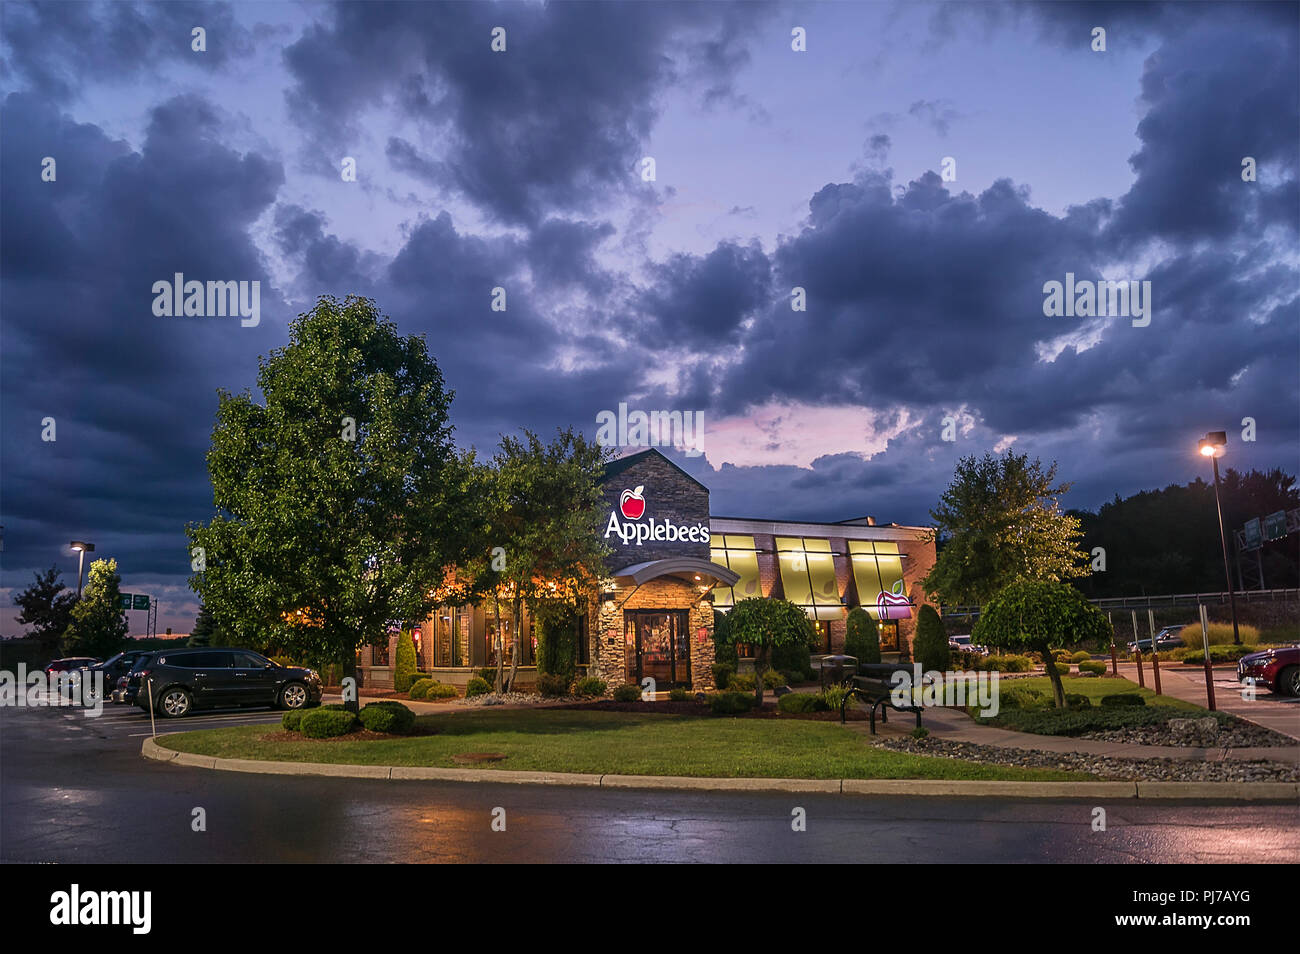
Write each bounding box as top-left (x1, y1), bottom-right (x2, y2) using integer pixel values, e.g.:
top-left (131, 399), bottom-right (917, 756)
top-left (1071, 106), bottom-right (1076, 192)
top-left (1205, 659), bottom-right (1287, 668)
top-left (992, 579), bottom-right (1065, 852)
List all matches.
top-left (157, 709), bottom-right (1092, 781)
top-left (1014, 676), bottom-right (1206, 712)
top-left (974, 676), bottom-right (1217, 736)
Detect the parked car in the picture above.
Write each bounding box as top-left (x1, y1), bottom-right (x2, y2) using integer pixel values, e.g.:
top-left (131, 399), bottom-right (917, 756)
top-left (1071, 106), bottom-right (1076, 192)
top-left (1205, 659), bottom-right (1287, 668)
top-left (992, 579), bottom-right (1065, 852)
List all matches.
top-left (1127, 626), bottom-right (1187, 653)
top-left (948, 635), bottom-right (989, 655)
top-left (84, 651), bottom-right (150, 703)
top-left (116, 652), bottom-right (158, 705)
top-left (43, 657), bottom-right (100, 675)
top-left (1237, 646), bottom-right (1300, 697)
top-left (132, 648), bottom-right (323, 717)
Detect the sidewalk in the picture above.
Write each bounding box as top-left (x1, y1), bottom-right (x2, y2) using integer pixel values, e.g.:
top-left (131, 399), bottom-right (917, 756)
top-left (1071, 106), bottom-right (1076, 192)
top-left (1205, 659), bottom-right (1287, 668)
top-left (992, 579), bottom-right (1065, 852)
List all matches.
top-left (850, 703), bottom-right (1300, 764)
top-left (1111, 661), bottom-right (1300, 741)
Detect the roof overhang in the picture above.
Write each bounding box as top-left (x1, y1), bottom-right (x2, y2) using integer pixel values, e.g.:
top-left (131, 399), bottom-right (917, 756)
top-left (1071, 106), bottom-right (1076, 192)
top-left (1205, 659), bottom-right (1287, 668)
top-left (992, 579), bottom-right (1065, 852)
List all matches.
top-left (611, 557), bottom-right (740, 587)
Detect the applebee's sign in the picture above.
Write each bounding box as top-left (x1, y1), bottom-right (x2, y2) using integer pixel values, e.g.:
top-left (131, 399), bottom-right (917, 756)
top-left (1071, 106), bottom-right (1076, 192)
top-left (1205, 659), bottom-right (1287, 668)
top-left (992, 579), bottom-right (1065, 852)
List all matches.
top-left (604, 485), bottom-right (711, 547)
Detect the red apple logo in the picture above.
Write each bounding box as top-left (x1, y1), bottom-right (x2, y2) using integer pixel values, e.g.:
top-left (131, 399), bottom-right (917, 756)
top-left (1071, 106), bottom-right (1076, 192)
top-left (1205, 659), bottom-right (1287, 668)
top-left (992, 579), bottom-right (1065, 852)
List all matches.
top-left (620, 485), bottom-right (646, 520)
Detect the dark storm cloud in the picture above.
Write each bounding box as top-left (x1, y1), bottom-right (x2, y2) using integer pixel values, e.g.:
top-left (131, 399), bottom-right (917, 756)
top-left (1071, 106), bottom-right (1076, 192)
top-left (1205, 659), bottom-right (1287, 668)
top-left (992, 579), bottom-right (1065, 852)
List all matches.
top-left (638, 240), bottom-right (771, 345)
top-left (283, 1), bottom-right (772, 224)
top-left (1, 91), bottom-right (285, 583)
top-left (0, 0), bottom-right (254, 101)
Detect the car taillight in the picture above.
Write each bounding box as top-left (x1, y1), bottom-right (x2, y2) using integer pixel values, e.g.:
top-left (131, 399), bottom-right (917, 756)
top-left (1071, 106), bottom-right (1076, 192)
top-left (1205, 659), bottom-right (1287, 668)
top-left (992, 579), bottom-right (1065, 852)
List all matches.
top-left (137, 669), bottom-right (150, 678)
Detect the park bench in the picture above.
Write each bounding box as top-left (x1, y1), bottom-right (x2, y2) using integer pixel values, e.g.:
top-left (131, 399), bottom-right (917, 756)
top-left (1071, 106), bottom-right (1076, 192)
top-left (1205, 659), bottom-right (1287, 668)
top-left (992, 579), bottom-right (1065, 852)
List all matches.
top-left (837, 663), bottom-right (924, 734)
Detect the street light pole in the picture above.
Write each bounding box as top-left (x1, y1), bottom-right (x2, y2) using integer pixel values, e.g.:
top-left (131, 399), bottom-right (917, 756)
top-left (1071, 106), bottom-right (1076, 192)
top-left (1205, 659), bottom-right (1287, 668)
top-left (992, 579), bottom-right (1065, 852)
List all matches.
top-left (70, 541), bottom-right (95, 597)
top-left (1199, 433), bottom-right (1241, 646)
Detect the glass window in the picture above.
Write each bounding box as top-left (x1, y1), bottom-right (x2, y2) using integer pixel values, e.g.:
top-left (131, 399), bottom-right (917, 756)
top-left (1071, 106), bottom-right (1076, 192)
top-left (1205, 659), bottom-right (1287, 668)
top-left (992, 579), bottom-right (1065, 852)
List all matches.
top-left (776, 537), bottom-right (840, 612)
top-left (710, 535), bottom-right (761, 608)
top-left (372, 642), bottom-right (390, 667)
top-left (231, 652), bottom-right (267, 668)
top-left (848, 541), bottom-right (912, 620)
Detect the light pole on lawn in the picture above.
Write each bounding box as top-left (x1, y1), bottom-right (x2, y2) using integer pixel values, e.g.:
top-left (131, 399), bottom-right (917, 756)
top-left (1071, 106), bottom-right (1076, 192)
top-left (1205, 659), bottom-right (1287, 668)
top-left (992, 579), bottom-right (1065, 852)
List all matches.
top-left (69, 541), bottom-right (95, 597)
top-left (1198, 432), bottom-right (1241, 646)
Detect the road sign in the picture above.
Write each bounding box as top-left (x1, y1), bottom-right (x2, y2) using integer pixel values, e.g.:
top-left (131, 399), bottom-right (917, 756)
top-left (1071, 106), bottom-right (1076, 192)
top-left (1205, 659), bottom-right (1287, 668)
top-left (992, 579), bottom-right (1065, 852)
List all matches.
top-left (117, 594), bottom-right (134, 609)
top-left (1243, 517), bottom-right (1262, 550)
top-left (132, 594), bottom-right (151, 610)
top-left (1264, 510), bottom-right (1287, 541)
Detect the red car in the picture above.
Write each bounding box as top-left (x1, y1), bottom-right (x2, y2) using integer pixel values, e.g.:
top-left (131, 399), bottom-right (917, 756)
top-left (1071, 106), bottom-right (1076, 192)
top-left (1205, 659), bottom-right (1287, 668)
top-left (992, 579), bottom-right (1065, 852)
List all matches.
top-left (1237, 647), bottom-right (1300, 697)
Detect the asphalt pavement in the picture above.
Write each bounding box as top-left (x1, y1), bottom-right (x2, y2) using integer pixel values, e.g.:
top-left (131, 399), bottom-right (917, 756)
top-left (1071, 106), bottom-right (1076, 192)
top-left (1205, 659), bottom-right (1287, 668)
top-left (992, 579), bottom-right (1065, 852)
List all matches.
top-left (2, 702), bottom-right (1297, 863)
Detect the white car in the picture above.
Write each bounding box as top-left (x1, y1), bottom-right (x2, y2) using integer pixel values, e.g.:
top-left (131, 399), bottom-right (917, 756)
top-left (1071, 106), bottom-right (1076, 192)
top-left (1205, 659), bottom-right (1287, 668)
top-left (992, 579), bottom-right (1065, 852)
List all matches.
top-left (948, 634), bottom-right (989, 656)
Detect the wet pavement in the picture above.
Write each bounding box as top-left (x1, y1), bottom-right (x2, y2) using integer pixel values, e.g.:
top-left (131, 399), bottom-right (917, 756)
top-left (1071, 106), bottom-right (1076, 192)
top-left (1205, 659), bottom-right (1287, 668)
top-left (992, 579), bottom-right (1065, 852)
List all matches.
top-left (3, 703), bottom-right (1297, 863)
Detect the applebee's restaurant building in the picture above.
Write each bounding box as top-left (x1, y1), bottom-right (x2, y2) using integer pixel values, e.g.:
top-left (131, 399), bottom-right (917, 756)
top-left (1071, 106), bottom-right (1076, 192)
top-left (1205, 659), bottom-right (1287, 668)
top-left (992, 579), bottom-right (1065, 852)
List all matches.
top-left (359, 448), bottom-right (937, 691)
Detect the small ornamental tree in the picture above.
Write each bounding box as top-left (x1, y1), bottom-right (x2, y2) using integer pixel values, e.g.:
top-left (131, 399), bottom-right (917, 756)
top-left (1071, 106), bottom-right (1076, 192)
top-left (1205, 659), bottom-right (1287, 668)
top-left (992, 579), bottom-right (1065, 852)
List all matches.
top-left (972, 580), bottom-right (1110, 708)
top-left (913, 604), bottom-right (950, 672)
top-left (844, 608), bottom-right (881, 665)
top-left (726, 598), bottom-right (816, 709)
top-left (393, 627), bottom-right (418, 692)
top-left (62, 558), bottom-right (128, 660)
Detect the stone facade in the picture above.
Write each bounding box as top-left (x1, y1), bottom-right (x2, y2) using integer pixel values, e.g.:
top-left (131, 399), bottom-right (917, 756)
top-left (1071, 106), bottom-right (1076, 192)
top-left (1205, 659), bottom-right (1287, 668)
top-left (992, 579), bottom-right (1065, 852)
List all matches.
top-left (593, 577), bottom-right (716, 691)
top-left (599, 449), bottom-right (712, 567)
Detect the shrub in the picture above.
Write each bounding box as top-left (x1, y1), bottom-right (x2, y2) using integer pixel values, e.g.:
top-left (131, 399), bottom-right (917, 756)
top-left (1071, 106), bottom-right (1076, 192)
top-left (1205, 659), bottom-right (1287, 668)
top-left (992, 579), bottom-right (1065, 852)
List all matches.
top-left (996, 685), bottom-right (1051, 711)
top-left (761, 669), bottom-right (785, 690)
top-left (712, 609), bottom-right (737, 667)
top-left (1045, 658), bottom-right (1071, 674)
top-left (409, 677), bottom-right (436, 700)
top-left (911, 726), bottom-right (930, 739)
top-left (728, 672), bottom-right (756, 692)
top-left (1178, 645), bottom-right (1258, 664)
top-left (613, 684), bottom-right (642, 703)
top-left (392, 629), bottom-right (418, 692)
top-left (465, 677), bottom-right (492, 698)
top-left (321, 703), bottom-right (348, 711)
top-left (537, 673), bottom-right (571, 698)
top-left (709, 691), bottom-right (756, 715)
top-left (778, 692), bottom-right (818, 714)
top-left (668, 687), bottom-right (690, 702)
top-left (1070, 651), bottom-right (1092, 663)
top-left (359, 701), bottom-right (416, 734)
top-left (819, 685), bottom-right (851, 711)
top-left (426, 682), bottom-right (458, 699)
top-left (1063, 693), bottom-right (1092, 709)
top-left (914, 605), bottom-right (950, 673)
top-left (282, 709), bottom-right (306, 731)
top-left (535, 612), bottom-right (580, 681)
top-left (1185, 622), bottom-right (1260, 646)
top-left (782, 670), bottom-right (805, 686)
top-left (711, 663), bottom-right (734, 690)
top-left (771, 636), bottom-right (812, 681)
top-left (300, 708), bottom-right (358, 738)
top-left (573, 676), bottom-right (607, 697)
top-left (1077, 660), bottom-right (1107, 675)
top-left (476, 667), bottom-right (498, 683)
top-left (845, 607), bottom-right (882, 665)
top-left (1100, 693), bottom-right (1146, 708)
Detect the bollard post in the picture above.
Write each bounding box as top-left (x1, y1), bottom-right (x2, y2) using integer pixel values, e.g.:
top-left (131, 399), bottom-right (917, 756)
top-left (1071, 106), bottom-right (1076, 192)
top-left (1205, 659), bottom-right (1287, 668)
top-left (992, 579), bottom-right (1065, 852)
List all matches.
top-left (1199, 604), bottom-right (1216, 711)
top-left (1147, 608), bottom-right (1162, 695)
top-left (1108, 612), bottom-right (1119, 676)
top-left (147, 677), bottom-right (157, 739)
top-left (1131, 610), bottom-right (1145, 688)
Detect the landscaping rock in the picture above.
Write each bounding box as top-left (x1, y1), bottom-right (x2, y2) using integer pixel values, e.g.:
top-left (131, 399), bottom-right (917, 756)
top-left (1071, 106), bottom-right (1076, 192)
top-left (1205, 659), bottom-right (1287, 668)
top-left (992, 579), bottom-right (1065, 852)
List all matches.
top-left (1168, 716), bottom-right (1220, 746)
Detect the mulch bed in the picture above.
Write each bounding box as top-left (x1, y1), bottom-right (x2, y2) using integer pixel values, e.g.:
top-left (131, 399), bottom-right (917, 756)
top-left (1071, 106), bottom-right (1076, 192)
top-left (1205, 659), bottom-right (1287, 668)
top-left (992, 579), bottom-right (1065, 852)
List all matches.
top-left (554, 699), bottom-right (869, 721)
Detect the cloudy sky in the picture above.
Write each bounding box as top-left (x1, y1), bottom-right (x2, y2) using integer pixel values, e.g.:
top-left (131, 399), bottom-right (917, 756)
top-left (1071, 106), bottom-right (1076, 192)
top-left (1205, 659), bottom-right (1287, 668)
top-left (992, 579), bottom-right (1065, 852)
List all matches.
top-left (2, 0), bottom-right (1297, 636)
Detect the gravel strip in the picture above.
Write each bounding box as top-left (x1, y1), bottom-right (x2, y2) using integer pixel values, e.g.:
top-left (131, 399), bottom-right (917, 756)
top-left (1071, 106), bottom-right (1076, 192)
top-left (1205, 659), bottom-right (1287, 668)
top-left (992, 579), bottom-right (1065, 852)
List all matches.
top-left (875, 736), bottom-right (1299, 782)
top-left (1080, 720), bottom-right (1295, 748)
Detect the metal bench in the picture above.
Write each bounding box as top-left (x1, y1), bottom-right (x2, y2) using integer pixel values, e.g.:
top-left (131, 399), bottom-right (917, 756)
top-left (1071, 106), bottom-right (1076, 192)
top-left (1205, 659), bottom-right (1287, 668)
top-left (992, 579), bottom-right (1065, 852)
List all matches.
top-left (839, 663), bottom-right (924, 734)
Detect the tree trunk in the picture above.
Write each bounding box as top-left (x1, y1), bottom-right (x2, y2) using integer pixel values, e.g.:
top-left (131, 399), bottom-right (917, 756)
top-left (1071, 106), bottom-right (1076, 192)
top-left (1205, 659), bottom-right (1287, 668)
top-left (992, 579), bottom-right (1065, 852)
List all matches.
top-left (492, 593), bottom-right (505, 693)
top-left (343, 652), bottom-right (359, 715)
top-left (1041, 644), bottom-right (1066, 708)
top-left (754, 646), bottom-right (768, 709)
top-left (506, 597), bottom-right (522, 691)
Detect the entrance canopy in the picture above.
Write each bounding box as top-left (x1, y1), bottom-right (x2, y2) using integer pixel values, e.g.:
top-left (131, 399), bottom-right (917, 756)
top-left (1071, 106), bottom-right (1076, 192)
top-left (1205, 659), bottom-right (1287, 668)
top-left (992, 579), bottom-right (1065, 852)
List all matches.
top-left (611, 557), bottom-right (739, 588)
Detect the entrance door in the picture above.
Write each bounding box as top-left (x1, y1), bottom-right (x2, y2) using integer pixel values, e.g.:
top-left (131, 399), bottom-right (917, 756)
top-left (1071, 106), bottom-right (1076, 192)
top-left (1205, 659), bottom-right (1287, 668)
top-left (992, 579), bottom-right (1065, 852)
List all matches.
top-left (625, 611), bottom-right (690, 688)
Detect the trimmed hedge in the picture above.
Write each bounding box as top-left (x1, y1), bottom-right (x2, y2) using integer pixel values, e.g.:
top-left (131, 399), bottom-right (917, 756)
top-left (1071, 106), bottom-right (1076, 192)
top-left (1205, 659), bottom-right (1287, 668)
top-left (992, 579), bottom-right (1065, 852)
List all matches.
top-left (393, 629), bottom-right (418, 692)
top-left (761, 669), bottom-right (785, 690)
top-left (709, 691), bottom-right (756, 715)
top-left (465, 677), bottom-right (492, 698)
top-left (409, 677), bottom-right (436, 700)
top-left (537, 673), bottom-right (570, 698)
top-left (1100, 693), bottom-right (1146, 708)
top-left (573, 677), bottom-right (607, 698)
top-left (426, 682), bottom-right (458, 699)
top-left (1063, 693), bottom-right (1092, 709)
top-left (300, 708), bottom-right (358, 738)
top-left (1077, 660), bottom-right (1108, 675)
top-left (612, 684), bottom-right (642, 703)
top-left (998, 685), bottom-right (1051, 711)
top-left (728, 672), bottom-right (756, 692)
top-left (1070, 651), bottom-right (1093, 663)
top-left (845, 607), bottom-right (881, 665)
top-left (777, 692), bottom-right (818, 714)
top-left (282, 709), bottom-right (307, 731)
top-left (711, 663), bottom-right (735, 690)
top-left (668, 687), bottom-right (690, 702)
top-left (914, 605), bottom-right (950, 673)
top-left (359, 701), bottom-right (415, 734)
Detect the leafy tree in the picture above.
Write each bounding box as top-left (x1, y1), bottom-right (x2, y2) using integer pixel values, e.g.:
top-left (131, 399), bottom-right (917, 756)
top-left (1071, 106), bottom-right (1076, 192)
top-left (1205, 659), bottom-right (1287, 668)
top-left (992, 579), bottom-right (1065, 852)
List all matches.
top-left (711, 608), bottom-right (737, 667)
top-left (913, 604), bottom-right (950, 672)
top-left (726, 598), bottom-right (816, 708)
top-left (476, 427), bottom-right (611, 692)
top-left (393, 627), bottom-right (418, 692)
top-left (972, 580), bottom-right (1110, 708)
top-left (187, 296), bottom-right (487, 713)
top-left (62, 558), bottom-right (128, 659)
top-left (14, 566), bottom-right (77, 659)
top-left (844, 607), bottom-right (881, 664)
top-left (922, 452), bottom-right (1090, 607)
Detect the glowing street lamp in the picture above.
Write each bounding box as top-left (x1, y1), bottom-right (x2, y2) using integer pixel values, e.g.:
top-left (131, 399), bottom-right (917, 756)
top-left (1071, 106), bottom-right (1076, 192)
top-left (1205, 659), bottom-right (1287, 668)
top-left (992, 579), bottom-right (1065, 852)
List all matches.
top-left (69, 541), bottom-right (95, 597)
top-left (1197, 432), bottom-right (1241, 646)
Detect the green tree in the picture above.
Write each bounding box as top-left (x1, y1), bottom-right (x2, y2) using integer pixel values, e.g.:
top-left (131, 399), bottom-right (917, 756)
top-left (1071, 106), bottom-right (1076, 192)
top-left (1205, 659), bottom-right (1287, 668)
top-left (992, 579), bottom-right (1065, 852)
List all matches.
top-left (972, 580), bottom-right (1110, 708)
top-left (62, 558), bottom-right (128, 659)
top-left (188, 603), bottom-right (217, 647)
top-left (726, 598), bottom-right (816, 708)
top-left (187, 295), bottom-right (487, 713)
top-left (478, 427), bottom-right (611, 692)
top-left (913, 604), bottom-right (950, 672)
top-left (844, 607), bottom-right (881, 664)
top-left (712, 608), bottom-right (737, 667)
top-left (13, 566), bottom-right (77, 660)
top-left (922, 452), bottom-right (1090, 607)
top-left (393, 627), bottom-right (418, 692)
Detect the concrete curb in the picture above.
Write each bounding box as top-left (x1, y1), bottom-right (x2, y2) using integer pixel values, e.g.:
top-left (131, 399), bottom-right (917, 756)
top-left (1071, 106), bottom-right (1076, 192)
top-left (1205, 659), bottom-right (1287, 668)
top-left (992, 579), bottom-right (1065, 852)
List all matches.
top-left (140, 737), bottom-right (1300, 800)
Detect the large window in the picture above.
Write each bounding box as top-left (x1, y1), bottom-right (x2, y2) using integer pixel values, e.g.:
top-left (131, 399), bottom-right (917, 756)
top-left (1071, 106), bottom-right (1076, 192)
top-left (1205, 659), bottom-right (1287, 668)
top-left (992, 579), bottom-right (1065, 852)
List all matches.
top-left (848, 541), bottom-right (911, 620)
top-left (371, 641), bottom-right (390, 667)
top-left (709, 535), bottom-right (762, 608)
top-left (433, 608), bottom-right (464, 668)
top-left (775, 537), bottom-right (841, 619)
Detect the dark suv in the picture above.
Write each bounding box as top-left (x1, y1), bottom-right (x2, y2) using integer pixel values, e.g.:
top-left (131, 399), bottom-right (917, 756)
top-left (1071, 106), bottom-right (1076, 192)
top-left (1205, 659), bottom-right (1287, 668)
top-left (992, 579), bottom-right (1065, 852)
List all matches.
top-left (131, 648), bottom-right (322, 717)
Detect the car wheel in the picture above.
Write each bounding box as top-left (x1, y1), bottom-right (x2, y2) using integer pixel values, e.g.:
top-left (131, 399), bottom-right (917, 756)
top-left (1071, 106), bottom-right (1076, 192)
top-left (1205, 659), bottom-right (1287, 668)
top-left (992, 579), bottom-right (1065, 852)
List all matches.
top-left (160, 687), bottom-right (193, 717)
top-left (1279, 666), bottom-right (1300, 698)
top-left (279, 682), bottom-right (309, 710)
